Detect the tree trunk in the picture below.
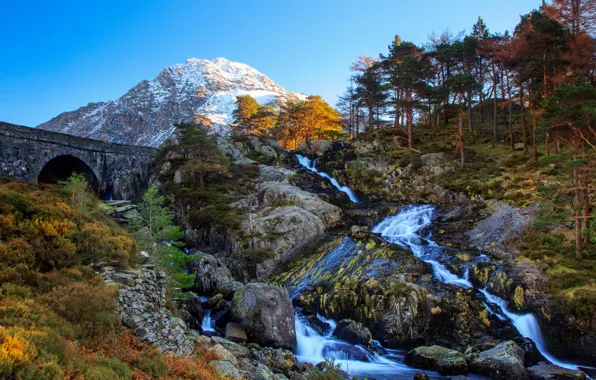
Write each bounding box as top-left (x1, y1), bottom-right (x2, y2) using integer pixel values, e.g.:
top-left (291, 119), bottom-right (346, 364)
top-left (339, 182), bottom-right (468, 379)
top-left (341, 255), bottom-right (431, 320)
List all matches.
top-left (355, 106), bottom-right (360, 137)
top-left (506, 72), bottom-right (513, 151)
top-left (493, 64), bottom-right (498, 146)
top-left (459, 108), bottom-right (465, 168)
top-left (520, 84), bottom-right (528, 153)
top-left (467, 91), bottom-right (473, 134)
top-left (532, 109), bottom-right (538, 163)
top-left (573, 164), bottom-right (583, 259)
top-left (407, 91), bottom-right (413, 150)
top-left (546, 132), bottom-right (550, 157)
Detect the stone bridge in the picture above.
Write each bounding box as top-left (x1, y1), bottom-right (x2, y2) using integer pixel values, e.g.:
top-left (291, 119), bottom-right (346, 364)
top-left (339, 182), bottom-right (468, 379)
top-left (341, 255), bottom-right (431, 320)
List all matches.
top-left (0, 122), bottom-right (158, 200)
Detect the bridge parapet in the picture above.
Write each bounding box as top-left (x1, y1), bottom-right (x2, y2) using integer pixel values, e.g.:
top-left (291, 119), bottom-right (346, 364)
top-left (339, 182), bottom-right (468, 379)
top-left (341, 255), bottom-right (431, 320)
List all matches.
top-left (0, 122), bottom-right (158, 200)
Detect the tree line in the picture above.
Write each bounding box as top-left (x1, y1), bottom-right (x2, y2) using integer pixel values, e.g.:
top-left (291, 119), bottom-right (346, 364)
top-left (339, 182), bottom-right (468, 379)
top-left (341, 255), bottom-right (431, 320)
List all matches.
top-left (336, 0), bottom-right (596, 258)
top-left (232, 94), bottom-right (343, 150)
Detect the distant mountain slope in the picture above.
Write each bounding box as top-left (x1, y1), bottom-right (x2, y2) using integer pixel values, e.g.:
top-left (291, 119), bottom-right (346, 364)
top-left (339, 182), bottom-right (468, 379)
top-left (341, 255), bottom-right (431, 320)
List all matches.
top-left (37, 58), bottom-right (306, 147)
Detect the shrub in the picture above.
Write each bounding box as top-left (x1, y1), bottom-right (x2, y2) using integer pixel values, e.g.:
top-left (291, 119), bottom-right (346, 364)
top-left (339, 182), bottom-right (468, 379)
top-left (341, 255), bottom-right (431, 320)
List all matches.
top-left (38, 281), bottom-right (119, 337)
top-left (133, 350), bottom-right (169, 377)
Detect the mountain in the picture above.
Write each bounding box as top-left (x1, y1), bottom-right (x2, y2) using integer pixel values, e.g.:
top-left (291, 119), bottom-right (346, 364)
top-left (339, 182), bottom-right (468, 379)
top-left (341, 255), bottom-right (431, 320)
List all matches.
top-left (37, 58), bottom-right (306, 147)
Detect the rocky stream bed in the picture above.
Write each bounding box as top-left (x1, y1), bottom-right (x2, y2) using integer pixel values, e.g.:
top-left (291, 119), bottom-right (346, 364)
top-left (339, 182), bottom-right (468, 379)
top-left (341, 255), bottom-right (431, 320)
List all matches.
top-left (104, 137), bottom-right (594, 379)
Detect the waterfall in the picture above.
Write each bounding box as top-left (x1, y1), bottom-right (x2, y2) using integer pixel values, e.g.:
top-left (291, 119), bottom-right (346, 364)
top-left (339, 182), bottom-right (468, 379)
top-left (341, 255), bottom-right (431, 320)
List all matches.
top-left (291, 204), bottom-right (588, 377)
top-left (373, 205), bottom-right (588, 372)
top-left (294, 312), bottom-right (439, 379)
top-left (296, 154), bottom-right (359, 203)
top-left (372, 204), bottom-right (472, 288)
top-left (480, 288), bottom-right (581, 371)
top-left (201, 309), bottom-right (215, 332)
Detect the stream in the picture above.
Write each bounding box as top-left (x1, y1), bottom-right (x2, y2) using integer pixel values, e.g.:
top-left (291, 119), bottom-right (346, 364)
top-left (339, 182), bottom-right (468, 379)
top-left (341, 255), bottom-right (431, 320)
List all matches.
top-left (292, 155), bottom-right (588, 378)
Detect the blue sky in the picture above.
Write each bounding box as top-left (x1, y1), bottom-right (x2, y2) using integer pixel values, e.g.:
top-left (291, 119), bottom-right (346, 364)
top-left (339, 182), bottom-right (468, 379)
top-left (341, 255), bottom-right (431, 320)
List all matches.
top-left (1, 0), bottom-right (538, 127)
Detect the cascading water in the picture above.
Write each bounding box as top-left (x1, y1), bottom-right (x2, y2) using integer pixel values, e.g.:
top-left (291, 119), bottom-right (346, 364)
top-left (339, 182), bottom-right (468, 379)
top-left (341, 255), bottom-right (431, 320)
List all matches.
top-left (480, 288), bottom-right (583, 371)
top-left (296, 154), bottom-right (359, 203)
top-left (372, 204), bottom-right (587, 373)
top-left (201, 309), bottom-right (216, 332)
top-left (372, 204), bottom-right (472, 288)
top-left (294, 312), bottom-right (444, 379)
top-left (284, 168), bottom-right (586, 377)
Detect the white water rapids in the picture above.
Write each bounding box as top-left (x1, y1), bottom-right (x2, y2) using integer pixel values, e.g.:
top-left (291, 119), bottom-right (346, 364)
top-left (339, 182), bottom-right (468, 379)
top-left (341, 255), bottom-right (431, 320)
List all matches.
top-left (296, 154), bottom-right (360, 203)
top-left (291, 202), bottom-right (586, 377)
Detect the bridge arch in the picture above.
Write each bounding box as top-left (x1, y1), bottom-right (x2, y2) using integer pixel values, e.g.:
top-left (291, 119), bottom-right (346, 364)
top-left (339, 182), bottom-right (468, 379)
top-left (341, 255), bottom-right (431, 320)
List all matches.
top-left (37, 154), bottom-right (100, 191)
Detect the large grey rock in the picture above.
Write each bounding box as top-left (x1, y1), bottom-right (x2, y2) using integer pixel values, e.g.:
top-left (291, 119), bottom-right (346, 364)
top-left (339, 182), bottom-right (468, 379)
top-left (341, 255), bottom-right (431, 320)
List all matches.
top-left (404, 345), bottom-right (468, 376)
top-left (527, 362), bottom-right (586, 380)
top-left (245, 206), bottom-right (326, 276)
top-left (298, 140), bottom-right (332, 156)
top-left (257, 182), bottom-right (342, 227)
top-left (259, 165), bottom-right (295, 182)
top-left (208, 360), bottom-right (241, 378)
top-left (193, 254), bottom-right (236, 298)
top-left (230, 283), bottom-right (296, 349)
top-left (211, 336), bottom-right (250, 358)
top-left (225, 322), bottom-right (248, 343)
top-left (250, 347), bottom-right (299, 376)
top-left (332, 319), bottom-right (373, 348)
top-left (470, 341), bottom-right (528, 380)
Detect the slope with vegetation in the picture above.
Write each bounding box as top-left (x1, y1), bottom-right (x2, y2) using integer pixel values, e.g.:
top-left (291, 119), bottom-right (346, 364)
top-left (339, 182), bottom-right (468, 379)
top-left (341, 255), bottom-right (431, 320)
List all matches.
top-left (0, 178), bottom-right (225, 379)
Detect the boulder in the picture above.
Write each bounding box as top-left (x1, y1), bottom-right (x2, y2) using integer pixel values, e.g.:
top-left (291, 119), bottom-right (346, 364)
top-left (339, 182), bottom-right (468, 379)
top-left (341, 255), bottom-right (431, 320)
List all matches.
top-left (332, 319), bottom-right (373, 348)
top-left (225, 322), bottom-right (248, 343)
top-left (216, 136), bottom-right (256, 165)
top-left (203, 294), bottom-right (224, 309)
top-left (136, 250), bottom-right (149, 264)
top-left (211, 336), bottom-right (250, 358)
top-left (208, 360), bottom-right (241, 378)
top-left (206, 344), bottom-right (238, 365)
top-left (245, 206), bottom-right (326, 277)
top-left (186, 293), bottom-right (205, 325)
top-left (230, 283), bottom-right (296, 349)
top-left (193, 254), bottom-right (236, 298)
top-left (413, 373), bottom-right (430, 380)
top-left (470, 341), bottom-right (528, 380)
top-left (259, 165), bottom-right (294, 182)
top-left (194, 335), bottom-right (213, 354)
top-left (349, 225), bottom-right (370, 240)
top-left (527, 362), bottom-right (586, 380)
top-left (305, 314), bottom-right (331, 335)
top-left (257, 182), bottom-right (342, 227)
top-left (298, 140), bottom-right (332, 156)
top-left (250, 347), bottom-right (298, 376)
top-left (404, 345), bottom-right (468, 376)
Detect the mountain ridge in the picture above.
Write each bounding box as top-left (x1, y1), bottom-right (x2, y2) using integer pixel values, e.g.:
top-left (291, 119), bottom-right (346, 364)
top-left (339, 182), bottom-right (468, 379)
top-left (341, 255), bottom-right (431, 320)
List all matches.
top-left (37, 57), bottom-right (306, 147)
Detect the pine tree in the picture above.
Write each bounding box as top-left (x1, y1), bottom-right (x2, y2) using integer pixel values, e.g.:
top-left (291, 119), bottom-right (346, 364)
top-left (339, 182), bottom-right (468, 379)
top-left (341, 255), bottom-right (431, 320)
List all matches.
top-left (232, 95), bottom-right (261, 134)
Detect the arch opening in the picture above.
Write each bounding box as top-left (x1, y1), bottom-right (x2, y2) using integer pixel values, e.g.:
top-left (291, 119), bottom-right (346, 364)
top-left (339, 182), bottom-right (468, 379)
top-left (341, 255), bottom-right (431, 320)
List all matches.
top-left (37, 155), bottom-right (100, 192)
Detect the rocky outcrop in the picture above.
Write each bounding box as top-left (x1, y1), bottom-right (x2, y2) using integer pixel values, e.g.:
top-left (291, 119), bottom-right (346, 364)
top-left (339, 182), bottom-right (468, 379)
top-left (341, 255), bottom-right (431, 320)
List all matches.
top-left (256, 181), bottom-right (342, 228)
top-left (298, 140), bottom-right (332, 156)
top-left (404, 345), bottom-right (468, 376)
top-left (469, 341), bottom-right (528, 380)
top-left (193, 253), bottom-right (242, 299)
top-left (230, 283), bottom-right (296, 349)
top-left (287, 237), bottom-right (494, 352)
top-left (466, 200), bottom-right (537, 257)
top-left (527, 362), bottom-right (587, 380)
top-left (332, 319), bottom-right (373, 348)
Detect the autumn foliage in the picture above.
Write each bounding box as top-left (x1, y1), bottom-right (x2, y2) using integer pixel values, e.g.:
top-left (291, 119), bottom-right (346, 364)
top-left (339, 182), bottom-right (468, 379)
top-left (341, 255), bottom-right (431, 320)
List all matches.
top-left (0, 180), bottom-right (229, 379)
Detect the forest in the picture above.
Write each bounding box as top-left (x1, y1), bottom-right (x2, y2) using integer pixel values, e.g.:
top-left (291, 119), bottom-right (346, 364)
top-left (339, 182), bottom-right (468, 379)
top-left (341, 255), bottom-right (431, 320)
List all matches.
top-left (332, 0), bottom-right (596, 261)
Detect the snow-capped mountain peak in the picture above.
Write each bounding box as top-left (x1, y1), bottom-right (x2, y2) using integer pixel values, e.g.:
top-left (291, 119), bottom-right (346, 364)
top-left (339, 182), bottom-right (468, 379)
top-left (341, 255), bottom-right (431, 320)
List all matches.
top-left (37, 57), bottom-right (306, 147)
